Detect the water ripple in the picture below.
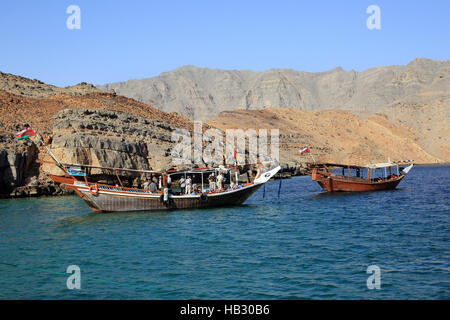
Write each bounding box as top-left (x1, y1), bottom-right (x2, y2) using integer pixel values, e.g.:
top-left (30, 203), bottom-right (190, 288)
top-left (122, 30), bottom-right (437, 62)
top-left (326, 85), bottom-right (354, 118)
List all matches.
top-left (0, 165), bottom-right (448, 299)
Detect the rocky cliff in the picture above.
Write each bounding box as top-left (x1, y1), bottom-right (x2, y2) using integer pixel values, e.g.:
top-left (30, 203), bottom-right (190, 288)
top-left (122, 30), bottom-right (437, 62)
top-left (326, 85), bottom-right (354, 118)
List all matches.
top-left (0, 81), bottom-right (195, 197)
top-left (45, 108), bottom-right (180, 176)
top-left (99, 58), bottom-right (450, 120)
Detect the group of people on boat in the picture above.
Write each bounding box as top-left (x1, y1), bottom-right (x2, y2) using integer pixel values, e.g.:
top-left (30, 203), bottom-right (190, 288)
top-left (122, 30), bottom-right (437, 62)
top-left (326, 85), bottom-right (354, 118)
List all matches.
top-left (179, 176), bottom-right (197, 194)
top-left (142, 175), bottom-right (165, 192)
top-left (207, 172), bottom-right (227, 192)
top-left (138, 169), bottom-right (242, 196)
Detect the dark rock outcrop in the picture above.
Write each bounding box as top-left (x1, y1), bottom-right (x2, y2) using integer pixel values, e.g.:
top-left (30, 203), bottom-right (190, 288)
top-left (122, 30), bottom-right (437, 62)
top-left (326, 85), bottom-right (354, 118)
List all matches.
top-left (0, 144), bottom-right (43, 198)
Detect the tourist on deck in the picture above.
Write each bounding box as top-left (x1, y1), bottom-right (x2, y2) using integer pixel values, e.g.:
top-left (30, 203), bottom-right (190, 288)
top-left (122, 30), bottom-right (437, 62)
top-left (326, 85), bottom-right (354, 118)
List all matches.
top-left (149, 181), bottom-right (157, 193)
top-left (208, 173), bottom-right (216, 192)
top-left (222, 172), bottom-right (226, 187)
top-left (179, 177), bottom-right (186, 194)
top-left (158, 176), bottom-right (162, 190)
top-left (216, 172), bottom-right (224, 191)
top-left (185, 176), bottom-right (192, 194)
top-left (142, 180), bottom-right (150, 190)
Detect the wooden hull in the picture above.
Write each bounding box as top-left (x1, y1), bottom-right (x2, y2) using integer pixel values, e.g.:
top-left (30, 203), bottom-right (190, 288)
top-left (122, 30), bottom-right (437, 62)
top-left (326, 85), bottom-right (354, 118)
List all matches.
top-left (72, 183), bottom-right (262, 212)
top-left (313, 175), bottom-right (405, 192)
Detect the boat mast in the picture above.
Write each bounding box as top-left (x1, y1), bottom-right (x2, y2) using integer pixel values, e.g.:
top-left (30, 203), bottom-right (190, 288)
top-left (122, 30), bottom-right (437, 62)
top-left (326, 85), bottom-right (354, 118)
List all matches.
top-left (201, 172), bottom-right (204, 193)
top-left (25, 125), bottom-right (65, 171)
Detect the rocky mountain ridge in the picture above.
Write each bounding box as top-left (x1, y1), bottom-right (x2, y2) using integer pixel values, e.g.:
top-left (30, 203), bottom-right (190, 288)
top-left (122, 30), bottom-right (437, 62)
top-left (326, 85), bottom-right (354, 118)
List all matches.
top-left (99, 58), bottom-right (450, 120)
top-left (0, 71), bottom-right (104, 98)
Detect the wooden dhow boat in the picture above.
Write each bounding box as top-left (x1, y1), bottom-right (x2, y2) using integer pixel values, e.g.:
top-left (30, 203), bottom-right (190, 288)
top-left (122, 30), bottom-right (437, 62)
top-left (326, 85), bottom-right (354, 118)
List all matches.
top-left (306, 160), bottom-right (414, 192)
top-left (16, 124), bottom-right (280, 212)
top-left (49, 163), bottom-right (280, 212)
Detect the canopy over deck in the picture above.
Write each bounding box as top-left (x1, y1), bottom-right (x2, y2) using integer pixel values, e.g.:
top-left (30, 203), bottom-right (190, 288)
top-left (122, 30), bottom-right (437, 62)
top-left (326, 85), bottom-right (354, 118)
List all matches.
top-left (363, 160), bottom-right (414, 169)
top-left (308, 160), bottom-right (414, 170)
top-left (60, 162), bottom-right (160, 174)
top-left (57, 162), bottom-right (253, 175)
top-left (309, 163), bottom-right (362, 169)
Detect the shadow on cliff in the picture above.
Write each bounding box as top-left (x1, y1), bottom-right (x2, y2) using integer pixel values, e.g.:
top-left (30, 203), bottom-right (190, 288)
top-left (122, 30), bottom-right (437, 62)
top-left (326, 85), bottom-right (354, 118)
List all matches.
top-left (0, 144), bottom-right (40, 198)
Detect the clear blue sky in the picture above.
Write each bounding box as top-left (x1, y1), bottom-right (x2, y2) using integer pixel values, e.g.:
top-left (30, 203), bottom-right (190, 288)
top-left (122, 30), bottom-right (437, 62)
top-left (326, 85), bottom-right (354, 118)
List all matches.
top-left (0, 0), bottom-right (449, 87)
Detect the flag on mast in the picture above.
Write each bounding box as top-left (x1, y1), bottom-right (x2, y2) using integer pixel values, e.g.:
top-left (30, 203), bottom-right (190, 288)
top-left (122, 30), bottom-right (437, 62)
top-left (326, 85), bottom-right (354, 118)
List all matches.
top-left (299, 146), bottom-right (310, 155)
top-left (15, 126), bottom-right (36, 141)
top-left (228, 149), bottom-right (237, 164)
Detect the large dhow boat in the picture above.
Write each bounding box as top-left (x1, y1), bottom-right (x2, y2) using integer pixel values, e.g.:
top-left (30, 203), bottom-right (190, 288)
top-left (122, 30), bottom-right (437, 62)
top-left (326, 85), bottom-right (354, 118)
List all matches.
top-left (17, 125), bottom-right (280, 212)
top-left (306, 160), bottom-right (414, 192)
top-left (48, 161), bottom-right (280, 212)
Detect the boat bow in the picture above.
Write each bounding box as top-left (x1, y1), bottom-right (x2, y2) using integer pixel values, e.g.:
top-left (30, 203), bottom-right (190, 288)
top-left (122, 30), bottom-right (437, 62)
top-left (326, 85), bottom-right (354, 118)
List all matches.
top-left (401, 164), bottom-right (414, 174)
top-left (254, 166), bottom-right (281, 184)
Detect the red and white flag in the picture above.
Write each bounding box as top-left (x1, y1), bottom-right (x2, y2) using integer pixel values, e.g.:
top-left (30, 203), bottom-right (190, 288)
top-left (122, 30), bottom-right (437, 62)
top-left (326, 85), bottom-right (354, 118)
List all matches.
top-left (15, 126), bottom-right (36, 140)
top-left (299, 146), bottom-right (310, 155)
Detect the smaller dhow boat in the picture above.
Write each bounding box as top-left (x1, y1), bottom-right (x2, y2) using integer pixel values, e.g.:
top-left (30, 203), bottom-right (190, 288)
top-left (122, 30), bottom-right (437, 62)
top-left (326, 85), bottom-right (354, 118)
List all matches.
top-left (306, 160), bottom-right (414, 192)
top-left (49, 162), bottom-right (280, 212)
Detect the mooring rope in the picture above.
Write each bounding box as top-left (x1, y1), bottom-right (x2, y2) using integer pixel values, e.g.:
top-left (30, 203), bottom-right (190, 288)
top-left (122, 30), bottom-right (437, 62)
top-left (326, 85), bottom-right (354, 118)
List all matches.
top-left (277, 168), bottom-right (283, 199)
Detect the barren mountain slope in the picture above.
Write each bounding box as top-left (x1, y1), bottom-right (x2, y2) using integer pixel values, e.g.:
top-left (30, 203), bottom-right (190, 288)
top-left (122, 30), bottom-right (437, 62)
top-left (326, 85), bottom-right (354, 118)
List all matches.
top-left (0, 71), bottom-right (103, 98)
top-left (100, 58), bottom-right (450, 120)
top-left (207, 107), bottom-right (445, 166)
top-left (378, 99), bottom-right (450, 161)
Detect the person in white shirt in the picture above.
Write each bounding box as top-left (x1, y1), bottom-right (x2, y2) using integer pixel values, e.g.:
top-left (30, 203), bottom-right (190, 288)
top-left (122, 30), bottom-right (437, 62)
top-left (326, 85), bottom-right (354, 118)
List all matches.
top-left (179, 177), bottom-right (185, 194)
top-left (185, 176), bottom-right (192, 194)
top-left (216, 172), bottom-right (223, 191)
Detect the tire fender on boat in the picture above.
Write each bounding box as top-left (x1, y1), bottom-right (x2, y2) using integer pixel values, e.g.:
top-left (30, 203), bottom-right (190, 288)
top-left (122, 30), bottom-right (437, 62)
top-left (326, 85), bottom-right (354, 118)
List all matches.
top-left (160, 189), bottom-right (171, 206)
top-left (89, 184), bottom-right (99, 196)
top-left (199, 193), bottom-right (208, 203)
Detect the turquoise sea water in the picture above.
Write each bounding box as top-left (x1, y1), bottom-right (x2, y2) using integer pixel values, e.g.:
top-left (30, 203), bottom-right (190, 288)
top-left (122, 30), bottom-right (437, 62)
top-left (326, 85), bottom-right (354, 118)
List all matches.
top-left (0, 165), bottom-right (449, 299)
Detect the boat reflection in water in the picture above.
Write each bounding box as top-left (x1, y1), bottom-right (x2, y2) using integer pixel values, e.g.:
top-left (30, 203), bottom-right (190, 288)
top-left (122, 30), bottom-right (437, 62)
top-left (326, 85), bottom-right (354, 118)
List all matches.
top-left (306, 160), bottom-right (414, 192)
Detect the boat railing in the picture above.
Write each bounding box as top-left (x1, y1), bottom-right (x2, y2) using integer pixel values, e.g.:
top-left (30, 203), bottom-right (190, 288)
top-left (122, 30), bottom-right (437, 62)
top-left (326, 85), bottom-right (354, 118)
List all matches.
top-left (90, 182), bottom-right (163, 195)
top-left (334, 174), bottom-right (400, 183)
top-left (333, 174), bottom-right (368, 181)
top-left (86, 180), bottom-right (251, 196)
